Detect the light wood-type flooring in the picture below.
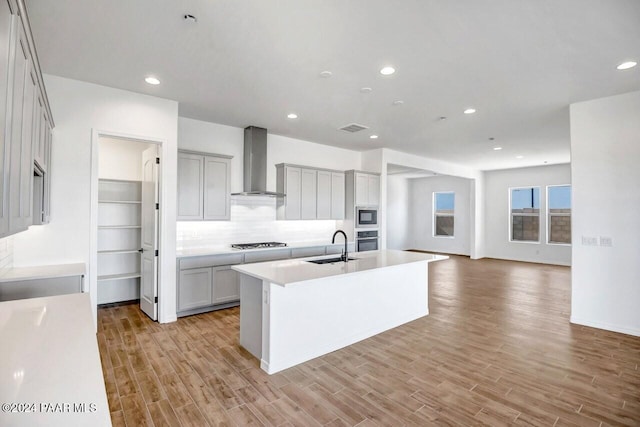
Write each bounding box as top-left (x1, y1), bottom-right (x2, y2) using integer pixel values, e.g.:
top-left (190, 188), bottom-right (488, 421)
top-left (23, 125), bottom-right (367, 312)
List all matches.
top-left (97, 255), bottom-right (640, 426)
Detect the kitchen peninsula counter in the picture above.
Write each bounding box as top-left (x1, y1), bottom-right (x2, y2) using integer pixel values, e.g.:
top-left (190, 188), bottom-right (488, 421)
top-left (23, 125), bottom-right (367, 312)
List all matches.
top-left (233, 249), bottom-right (447, 374)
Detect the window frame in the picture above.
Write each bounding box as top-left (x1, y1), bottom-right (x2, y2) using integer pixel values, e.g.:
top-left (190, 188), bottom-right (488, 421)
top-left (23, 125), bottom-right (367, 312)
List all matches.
top-left (509, 186), bottom-right (541, 244)
top-left (546, 184), bottom-right (572, 246)
top-left (433, 191), bottom-right (455, 238)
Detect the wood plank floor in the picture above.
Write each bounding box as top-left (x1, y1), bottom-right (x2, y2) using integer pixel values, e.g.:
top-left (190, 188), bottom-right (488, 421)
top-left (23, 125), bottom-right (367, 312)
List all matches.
top-left (97, 255), bottom-right (640, 426)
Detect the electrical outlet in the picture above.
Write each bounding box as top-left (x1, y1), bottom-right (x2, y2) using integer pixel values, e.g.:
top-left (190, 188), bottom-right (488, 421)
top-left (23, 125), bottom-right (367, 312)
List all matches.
top-left (581, 236), bottom-right (598, 246)
top-left (599, 236), bottom-right (613, 247)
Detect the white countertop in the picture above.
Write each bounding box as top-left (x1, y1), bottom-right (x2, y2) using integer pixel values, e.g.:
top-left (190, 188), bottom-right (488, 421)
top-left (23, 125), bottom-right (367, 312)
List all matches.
top-left (0, 263), bottom-right (86, 283)
top-left (232, 249), bottom-right (448, 286)
top-left (176, 240), bottom-right (354, 258)
top-left (0, 293), bottom-right (111, 426)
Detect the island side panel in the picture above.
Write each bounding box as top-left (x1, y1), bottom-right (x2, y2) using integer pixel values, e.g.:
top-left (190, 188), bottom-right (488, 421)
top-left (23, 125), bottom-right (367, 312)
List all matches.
top-left (239, 273), bottom-right (264, 359)
top-left (262, 261), bottom-right (429, 374)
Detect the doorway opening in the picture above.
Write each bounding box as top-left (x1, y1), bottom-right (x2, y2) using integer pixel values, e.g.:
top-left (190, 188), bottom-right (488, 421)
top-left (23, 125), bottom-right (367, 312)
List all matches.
top-left (94, 135), bottom-right (161, 321)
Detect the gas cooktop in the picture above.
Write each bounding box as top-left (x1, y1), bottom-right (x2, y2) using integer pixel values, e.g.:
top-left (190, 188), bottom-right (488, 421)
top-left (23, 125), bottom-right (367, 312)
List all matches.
top-left (231, 242), bottom-right (288, 250)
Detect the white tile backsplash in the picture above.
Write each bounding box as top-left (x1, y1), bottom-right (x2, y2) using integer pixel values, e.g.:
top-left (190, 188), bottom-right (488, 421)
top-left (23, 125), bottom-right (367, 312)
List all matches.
top-left (0, 236), bottom-right (14, 277)
top-left (177, 196), bottom-right (341, 250)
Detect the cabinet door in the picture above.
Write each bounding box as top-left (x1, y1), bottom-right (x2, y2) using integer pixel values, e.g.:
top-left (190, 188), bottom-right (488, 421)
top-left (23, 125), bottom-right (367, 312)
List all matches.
top-left (203, 155), bottom-right (230, 220)
top-left (212, 265), bottom-right (239, 304)
top-left (300, 168), bottom-right (317, 220)
top-left (178, 268), bottom-right (212, 311)
top-left (331, 172), bottom-right (345, 219)
top-left (284, 166), bottom-right (301, 220)
top-left (42, 123), bottom-right (51, 223)
top-left (367, 174), bottom-right (380, 206)
top-left (316, 170), bottom-right (331, 219)
top-left (177, 152), bottom-right (204, 220)
top-left (355, 173), bottom-right (368, 206)
top-left (32, 94), bottom-right (43, 168)
top-left (9, 21), bottom-right (34, 233)
top-left (0, 1), bottom-right (12, 236)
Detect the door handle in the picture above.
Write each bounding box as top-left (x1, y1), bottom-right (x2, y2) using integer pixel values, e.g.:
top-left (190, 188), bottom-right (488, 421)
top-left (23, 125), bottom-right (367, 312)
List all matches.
top-left (138, 248), bottom-right (144, 253)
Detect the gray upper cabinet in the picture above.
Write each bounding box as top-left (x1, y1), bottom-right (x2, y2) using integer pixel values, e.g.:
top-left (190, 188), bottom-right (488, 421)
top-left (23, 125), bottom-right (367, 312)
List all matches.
top-left (277, 163), bottom-right (345, 220)
top-left (278, 165), bottom-right (301, 220)
top-left (177, 152), bottom-right (203, 220)
top-left (177, 150), bottom-right (231, 221)
top-left (352, 171), bottom-right (380, 207)
top-left (203, 155), bottom-right (231, 220)
top-left (300, 168), bottom-right (317, 220)
top-left (316, 170), bottom-right (331, 219)
top-left (1, 0), bottom-right (54, 238)
top-left (0, 0), bottom-right (12, 236)
top-left (318, 170), bottom-right (345, 220)
top-left (330, 172), bottom-right (345, 219)
top-left (9, 20), bottom-right (33, 233)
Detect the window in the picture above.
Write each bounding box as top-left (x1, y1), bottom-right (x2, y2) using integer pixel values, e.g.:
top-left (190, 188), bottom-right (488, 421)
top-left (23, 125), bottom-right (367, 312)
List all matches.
top-left (548, 185), bottom-right (571, 244)
top-left (433, 192), bottom-right (454, 237)
top-left (510, 187), bottom-right (540, 242)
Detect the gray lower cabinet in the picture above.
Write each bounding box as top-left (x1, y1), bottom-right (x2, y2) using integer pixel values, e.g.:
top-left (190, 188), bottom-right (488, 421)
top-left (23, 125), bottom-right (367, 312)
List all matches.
top-left (0, 276), bottom-right (83, 302)
top-left (177, 267), bottom-right (212, 312)
top-left (212, 265), bottom-right (239, 304)
top-left (177, 243), bottom-right (355, 316)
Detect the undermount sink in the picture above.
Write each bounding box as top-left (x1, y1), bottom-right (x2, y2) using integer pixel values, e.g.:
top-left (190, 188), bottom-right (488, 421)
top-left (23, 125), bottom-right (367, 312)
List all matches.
top-left (306, 257), bottom-right (357, 265)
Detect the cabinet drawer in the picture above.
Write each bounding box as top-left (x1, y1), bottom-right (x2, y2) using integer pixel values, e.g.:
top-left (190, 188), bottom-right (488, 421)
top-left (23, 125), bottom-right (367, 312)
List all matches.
top-left (291, 246), bottom-right (325, 258)
top-left (180, 253), bottom-right (244, 270)
top-left (244, 248), bottom-right (291, 263)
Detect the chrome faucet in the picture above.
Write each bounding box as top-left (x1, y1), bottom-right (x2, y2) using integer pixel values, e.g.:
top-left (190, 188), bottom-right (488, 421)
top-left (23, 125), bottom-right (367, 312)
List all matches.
top-left (331, 230), bottom-right (349, 262)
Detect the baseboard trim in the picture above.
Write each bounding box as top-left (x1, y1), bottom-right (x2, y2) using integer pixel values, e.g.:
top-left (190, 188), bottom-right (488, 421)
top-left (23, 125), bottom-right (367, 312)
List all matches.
top-left (570, 316), bottom-right (640, 337)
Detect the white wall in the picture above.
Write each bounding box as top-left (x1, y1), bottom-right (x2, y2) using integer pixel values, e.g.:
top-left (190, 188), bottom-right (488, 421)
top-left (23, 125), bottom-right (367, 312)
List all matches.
top-left (570, 90), bottom-right (640, 337)
top-left (12, 75), bottom-right (179, 325)
top-left (484, 164), bottom-right (571, 265)
top-left (386, 176), bottom-right (410, 250)
top-left (98, 136), bottom-right (152, 181)
top-left (408, 175), bottom-right (472, 256)
top-left (177, 117), bottom-right (361, 246)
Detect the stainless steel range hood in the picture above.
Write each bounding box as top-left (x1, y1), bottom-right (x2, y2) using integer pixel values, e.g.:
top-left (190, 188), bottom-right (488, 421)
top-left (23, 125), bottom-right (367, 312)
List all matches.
top-left (231, 126), bottom-right (286, 197)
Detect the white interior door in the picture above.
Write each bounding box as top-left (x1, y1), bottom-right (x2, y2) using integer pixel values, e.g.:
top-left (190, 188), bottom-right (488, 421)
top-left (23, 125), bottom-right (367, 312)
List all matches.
top-left (140, 146), bottom-right (159, 320)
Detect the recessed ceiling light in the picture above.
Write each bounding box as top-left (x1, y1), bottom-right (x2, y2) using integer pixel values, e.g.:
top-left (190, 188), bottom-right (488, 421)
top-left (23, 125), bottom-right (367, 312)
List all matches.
top-left (493, 147), bottom-right (502, 151)
top-left (380, 66), bottom-right (396, 76)
top-left (360, 87), bottom-right (372, 93)
top-left (287, 113), bottom-right (298, 119)
top-left (319, 71), bottom-right (333, 78)
top-left (617, 61), bottom-right (637, 70)
top-left (463, 108), bottom-right (476, 114)
top-left (516, 155), bottom-right (524, 159)
top-left (145, 76), bottom-right (160, 85)
top-left (370, 135), bottom-right (379, 139)
top-left (392, 100), bottom-right (404, 106)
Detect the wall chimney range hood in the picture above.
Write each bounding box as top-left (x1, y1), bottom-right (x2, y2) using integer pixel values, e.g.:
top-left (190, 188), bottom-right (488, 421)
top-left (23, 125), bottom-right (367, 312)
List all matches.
top-left (231, 126), bottom-right (286, 197)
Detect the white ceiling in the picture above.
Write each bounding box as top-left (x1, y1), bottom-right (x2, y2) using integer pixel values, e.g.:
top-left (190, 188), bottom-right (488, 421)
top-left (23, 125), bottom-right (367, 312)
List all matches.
top-left (25, 0), bottom-right (640, 170)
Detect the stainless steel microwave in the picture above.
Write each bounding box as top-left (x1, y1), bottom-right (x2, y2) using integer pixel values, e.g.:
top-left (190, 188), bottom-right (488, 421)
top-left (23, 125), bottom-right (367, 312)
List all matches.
top-left (356, 207), bottom-right (378, 227)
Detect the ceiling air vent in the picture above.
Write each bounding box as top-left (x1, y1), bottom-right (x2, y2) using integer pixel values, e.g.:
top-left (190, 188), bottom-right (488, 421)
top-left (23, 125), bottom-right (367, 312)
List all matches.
top-left (339, 123), bottom-right (369, 133)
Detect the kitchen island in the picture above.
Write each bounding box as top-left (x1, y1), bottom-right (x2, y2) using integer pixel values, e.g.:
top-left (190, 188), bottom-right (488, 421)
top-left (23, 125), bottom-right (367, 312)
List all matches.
top-left (233, 249), bottom-right (447, 374)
